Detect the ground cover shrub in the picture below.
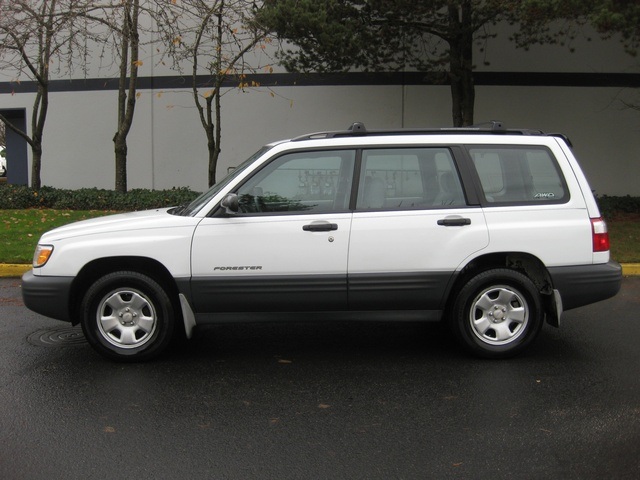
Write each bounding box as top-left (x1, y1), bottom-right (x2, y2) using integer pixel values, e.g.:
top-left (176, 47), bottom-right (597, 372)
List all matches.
top-left (596, 195), bottom-right (640, 219)
top-left (0, 185), bottom-right (200, 211)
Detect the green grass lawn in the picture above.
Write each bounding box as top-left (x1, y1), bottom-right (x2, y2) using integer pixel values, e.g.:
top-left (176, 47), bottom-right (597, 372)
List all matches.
top-left (1, 209), bottom-right (115, 264)
top-left (608, 215), bottom-right (640, 264)
top-left (1, 209), bottom-right (639, 264)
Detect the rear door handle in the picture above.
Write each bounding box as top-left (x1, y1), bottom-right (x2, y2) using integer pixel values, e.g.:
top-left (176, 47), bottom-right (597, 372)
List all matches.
top-left (437, 217), bottom-right (471, 227)
top-left (303, 223), bottom-right (338, 232)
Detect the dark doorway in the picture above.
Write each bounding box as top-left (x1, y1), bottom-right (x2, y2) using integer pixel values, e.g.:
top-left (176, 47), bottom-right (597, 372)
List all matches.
top-left (0, 109), bottom-right (29, 186)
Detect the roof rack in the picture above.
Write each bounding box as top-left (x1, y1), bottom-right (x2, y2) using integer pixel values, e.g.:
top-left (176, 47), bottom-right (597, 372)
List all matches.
top-left (291, 121), bottom-right (546, 142)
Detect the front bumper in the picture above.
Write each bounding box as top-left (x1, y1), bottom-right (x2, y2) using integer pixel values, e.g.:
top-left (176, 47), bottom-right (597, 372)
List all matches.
top-left (22, 270), bottom-right (74, 322)
top-left (548, 260), bottom-right (623, 311)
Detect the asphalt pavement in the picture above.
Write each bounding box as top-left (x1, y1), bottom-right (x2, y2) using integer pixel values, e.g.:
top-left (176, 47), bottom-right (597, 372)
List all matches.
top-left (1, 276), bottom-right (639, 480)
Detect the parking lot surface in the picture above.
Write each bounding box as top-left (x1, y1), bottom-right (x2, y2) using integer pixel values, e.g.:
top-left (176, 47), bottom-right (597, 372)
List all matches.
top-left (1, 277), bottom-right (639, 479)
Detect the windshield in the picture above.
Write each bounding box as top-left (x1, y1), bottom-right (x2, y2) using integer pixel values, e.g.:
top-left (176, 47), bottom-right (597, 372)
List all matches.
top-left (176, 146), bottom-right (272, 216)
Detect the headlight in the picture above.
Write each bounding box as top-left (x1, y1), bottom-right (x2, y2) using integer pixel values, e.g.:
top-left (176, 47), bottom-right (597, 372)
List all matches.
top-left (33, 245), bottom-right (54, 267)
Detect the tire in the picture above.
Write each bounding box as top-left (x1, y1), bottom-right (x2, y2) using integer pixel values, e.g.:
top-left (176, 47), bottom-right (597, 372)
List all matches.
top-left (450, 269), bottom-right (543, 358)
top-left (80, 271), bottom-right (176, 362)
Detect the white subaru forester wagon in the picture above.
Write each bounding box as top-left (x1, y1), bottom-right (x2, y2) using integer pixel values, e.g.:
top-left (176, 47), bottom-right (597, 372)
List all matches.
top-left (22, 122), bottom-right (622, 361)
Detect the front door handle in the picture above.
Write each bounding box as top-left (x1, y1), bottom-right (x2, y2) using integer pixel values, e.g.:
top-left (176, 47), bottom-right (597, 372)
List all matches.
top-left (303, 223), bottom-right (338, 232)
top-left (437, 217), bottom-right (471, 227)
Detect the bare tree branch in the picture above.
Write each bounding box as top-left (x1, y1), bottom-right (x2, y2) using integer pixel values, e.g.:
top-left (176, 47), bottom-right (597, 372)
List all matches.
top-left (157, 0), bottom-right (271, 186)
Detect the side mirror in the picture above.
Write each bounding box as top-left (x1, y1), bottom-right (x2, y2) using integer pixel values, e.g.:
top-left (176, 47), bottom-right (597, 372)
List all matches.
top-left (220, 193), bottom-right (239, 215)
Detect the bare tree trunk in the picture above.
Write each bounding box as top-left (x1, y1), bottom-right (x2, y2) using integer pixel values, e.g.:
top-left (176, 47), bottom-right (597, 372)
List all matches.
top-left (114, 136), bottom-right (128, 192)
top-left (209, 5), bottom-right (224, 187)
top-left (448, 1), bottom-right (475, 127)
top-left (204, 83), bottom-right (223, 187)
top-left (204, 94), bottom-right (216, 186)
top-left (30, 80), bottom-right (49, 189)
top-left (113, 0), bottom-right (140, 193)
top-left (212, 82), bottom-right (221, 186)
top-left (28, 0), bottom-right (55, 189)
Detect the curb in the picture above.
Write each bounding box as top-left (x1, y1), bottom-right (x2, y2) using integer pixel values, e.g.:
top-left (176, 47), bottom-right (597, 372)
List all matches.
top-left (623, 263), bottom-right (640, 276)
top-left (1, 263), bottom-right (639, 278)
top-left (0, 264), bottom-right (32, 278)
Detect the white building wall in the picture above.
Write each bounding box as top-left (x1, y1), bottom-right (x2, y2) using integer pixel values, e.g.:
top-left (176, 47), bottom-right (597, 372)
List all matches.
top-left (1, 23), bottom-right (639, 195)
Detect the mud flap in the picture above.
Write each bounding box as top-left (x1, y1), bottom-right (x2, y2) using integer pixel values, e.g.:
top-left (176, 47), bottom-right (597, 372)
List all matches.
top-left (542, 289), bottom-right (563, 328)
top-left (179, 293), bottom-right (197, 339)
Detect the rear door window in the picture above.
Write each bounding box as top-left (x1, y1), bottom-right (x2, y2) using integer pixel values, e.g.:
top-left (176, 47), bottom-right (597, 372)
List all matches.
top-left (356, 148), bottom-right (466, 210)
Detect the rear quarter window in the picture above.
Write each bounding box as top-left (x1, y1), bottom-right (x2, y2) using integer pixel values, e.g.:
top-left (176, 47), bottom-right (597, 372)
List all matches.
top-left (468, 146), bottom-right (569, 205)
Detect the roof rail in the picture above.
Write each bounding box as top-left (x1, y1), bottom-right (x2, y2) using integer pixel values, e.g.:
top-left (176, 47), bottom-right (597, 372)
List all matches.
top-left (468, 120), bottom-right (506, 132)
top-left (291, 121), bottom-right (545, 142)
top-left (291, 122), bottom-right (368, 141)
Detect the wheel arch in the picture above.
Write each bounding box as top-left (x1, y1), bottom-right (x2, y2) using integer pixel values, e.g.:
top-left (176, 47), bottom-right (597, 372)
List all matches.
top-left (69, 257), bottom-right (183, 327)
top-left (446, 252), bottom-right (556, 323)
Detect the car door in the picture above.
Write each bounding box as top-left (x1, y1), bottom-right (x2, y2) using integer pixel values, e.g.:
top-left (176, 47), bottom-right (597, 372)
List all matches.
top-left (190, 149), bottom-right (356, 314)
top-left (347, 147), bottom-right (489, 311)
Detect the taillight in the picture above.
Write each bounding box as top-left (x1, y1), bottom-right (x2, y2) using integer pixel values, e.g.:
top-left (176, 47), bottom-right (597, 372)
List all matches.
top-left (591, 217), bottom-right (610, 252)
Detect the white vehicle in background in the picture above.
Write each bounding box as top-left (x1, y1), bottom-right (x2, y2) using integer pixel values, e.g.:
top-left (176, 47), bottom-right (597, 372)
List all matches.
top-left (22, 122), bottom-right (622, 361)
top-left (0, 146), bottom-right (6, 177)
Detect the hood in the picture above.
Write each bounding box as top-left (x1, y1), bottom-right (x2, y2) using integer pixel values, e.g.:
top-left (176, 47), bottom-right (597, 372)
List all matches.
top-left (39, 208), bottom-right (198, 242)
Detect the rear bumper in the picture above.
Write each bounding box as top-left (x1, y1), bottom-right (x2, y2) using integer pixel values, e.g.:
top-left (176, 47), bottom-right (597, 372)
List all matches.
top-left (548, 260), bottom-right (622, 311)
top-left (22, 270), bottom-right (74, 322)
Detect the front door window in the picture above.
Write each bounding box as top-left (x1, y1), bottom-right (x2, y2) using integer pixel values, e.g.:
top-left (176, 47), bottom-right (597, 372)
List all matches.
top-left (236, 150), bottom-right (355, 214)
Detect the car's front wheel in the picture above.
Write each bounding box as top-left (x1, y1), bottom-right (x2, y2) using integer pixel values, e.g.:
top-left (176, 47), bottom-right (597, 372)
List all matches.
top-left (80, 271), bottom-right (176, 361)
top-left (450, 269), bottom-right (544, 358)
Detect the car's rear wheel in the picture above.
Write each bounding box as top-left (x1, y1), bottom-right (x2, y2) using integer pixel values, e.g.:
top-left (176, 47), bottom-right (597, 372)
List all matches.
top-left (81, 271), bottom-right (175, 362)
top-left (450, 269), bottom-right (543, 358)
